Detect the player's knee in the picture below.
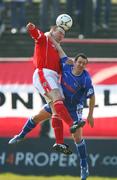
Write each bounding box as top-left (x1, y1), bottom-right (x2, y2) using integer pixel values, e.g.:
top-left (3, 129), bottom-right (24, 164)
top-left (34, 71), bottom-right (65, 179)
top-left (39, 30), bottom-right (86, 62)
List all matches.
top-left (49, 89), bottom-right (63, 102)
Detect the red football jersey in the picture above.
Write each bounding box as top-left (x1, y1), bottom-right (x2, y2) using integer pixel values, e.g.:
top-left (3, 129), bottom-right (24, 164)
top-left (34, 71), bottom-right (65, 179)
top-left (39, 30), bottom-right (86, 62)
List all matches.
top-left (28, 27), bottom-right (61, 74)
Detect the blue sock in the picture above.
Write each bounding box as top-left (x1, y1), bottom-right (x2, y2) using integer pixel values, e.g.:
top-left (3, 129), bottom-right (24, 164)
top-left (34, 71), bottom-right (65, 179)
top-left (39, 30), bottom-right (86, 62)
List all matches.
top-left (18, 118), bottom-right (36, 138)
top-left (75, 139), bottom-right (88, 168)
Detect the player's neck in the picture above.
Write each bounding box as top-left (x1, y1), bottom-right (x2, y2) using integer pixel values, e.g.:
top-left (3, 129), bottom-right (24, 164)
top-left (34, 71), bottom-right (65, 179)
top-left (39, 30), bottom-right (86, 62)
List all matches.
top-left (72, 68), bottom-right (83, 76)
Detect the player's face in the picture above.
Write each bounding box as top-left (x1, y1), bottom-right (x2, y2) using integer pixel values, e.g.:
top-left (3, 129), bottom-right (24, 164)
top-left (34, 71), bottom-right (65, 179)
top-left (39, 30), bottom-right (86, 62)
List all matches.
top-left (52, 29), bottom-right (65, 43)
top-left (74, 57), bottom-right (87, 72)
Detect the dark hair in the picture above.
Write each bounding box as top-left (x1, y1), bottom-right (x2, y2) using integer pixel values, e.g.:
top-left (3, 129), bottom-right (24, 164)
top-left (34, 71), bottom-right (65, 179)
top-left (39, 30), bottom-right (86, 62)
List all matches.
top-left (74, 53), bottom-right (88, 63)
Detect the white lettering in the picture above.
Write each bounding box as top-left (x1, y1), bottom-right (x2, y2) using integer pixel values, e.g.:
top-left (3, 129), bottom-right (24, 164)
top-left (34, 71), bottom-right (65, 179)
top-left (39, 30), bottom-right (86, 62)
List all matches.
top-left (89, 153), bottom-right (100, 167)
top-left (49, 153), bottom-right (58, 166)
top-left (59, 154), bottom-right (67, 167)
top-left (35, 152), bottom-right (49, 166)
top-left (25, 152), bottom-right (34, 166)
top-left (15, 152), bottom-right (24, 165)
top-left (102, 156), bottom-right (117, 166)
top-left (68, 154), bottom-right (77, 167)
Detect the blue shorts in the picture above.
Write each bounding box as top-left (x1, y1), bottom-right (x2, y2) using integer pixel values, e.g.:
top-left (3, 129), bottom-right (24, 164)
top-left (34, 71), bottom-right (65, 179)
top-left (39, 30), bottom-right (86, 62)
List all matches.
top-left (43, 103), bottom-right (83, 123)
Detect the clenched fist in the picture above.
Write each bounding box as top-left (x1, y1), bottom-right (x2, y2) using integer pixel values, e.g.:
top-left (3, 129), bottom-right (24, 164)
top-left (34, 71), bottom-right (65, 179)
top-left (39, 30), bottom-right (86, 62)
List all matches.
top-left (26, 22), bottom-right (35, 31)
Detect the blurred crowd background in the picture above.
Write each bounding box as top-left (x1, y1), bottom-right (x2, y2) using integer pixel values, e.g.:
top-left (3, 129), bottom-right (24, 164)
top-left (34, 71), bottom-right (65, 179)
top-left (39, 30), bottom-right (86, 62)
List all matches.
top-left (0, 0), bottom-right (117, 39)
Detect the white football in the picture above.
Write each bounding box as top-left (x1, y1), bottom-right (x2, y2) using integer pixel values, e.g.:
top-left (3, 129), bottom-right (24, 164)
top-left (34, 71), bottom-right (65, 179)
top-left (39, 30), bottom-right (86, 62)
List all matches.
top-left (56, 14), bottom-right (73, 31)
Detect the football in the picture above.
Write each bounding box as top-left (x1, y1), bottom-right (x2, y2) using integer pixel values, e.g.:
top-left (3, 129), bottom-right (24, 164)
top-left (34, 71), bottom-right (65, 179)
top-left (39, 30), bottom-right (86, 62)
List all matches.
top-left (56, 14), bottom-right (73, 31)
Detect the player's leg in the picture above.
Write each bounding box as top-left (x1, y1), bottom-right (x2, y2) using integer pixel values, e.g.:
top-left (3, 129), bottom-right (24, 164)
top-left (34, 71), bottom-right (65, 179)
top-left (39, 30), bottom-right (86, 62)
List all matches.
top-left (43, 104), bottom-right (72, 154)
top-left (73, 129), bottom-right (89, 180)
top-left (70, 106), bottom-right (89, 179)
top-left (8, 107), bottom-right (51, 144)
top-left (39, 103), bottom-right (72, 154)
top-left (52, 115), bottom-right (64, 144)
top-left (8, 102), bottom-right (72, 155)
top-left (51, 114), bottom-right (72, 155)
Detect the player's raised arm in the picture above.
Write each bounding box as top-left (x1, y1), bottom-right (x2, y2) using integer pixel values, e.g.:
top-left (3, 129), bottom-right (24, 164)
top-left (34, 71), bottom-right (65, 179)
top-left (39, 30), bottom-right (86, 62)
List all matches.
top-left (50, 35), bottom-right (66, 58)
top-left (26, 22), bottom-right (43, 42)
top-left (56, 43), bottom-right (67, 58)
top-left (50, 34), bottom-right (74, 65)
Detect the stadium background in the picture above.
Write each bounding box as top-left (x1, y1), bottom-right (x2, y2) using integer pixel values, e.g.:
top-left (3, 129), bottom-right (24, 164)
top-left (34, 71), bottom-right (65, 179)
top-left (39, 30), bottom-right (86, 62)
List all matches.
top-left (0, 0), bottom-right (117, 179)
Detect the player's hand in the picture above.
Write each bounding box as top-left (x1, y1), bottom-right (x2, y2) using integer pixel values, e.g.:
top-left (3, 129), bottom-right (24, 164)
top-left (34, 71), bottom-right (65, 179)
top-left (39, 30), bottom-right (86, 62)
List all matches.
top-left (87, 115), bottom-right (94, 128)
top-left (66, 58), bottom-right (74, 65)
top-left (26, 22), bottom-right (35, 30)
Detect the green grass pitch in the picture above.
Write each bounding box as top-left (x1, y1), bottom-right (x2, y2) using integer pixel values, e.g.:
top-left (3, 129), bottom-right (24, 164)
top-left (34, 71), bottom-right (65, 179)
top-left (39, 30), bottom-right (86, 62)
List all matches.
top-left (0, 173), bottom-right (117, 180)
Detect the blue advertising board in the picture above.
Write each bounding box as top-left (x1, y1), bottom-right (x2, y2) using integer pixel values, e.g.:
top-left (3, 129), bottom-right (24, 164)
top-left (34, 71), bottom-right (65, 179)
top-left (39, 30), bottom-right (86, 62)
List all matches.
top-left (0, 138), bottom-right (117, 177)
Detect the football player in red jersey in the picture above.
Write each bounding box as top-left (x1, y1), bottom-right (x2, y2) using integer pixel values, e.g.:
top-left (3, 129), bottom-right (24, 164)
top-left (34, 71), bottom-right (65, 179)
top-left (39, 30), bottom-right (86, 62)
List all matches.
top-left (26, 23), bottom-right (83, 145)
top-left (8, 23), bottom-right (85, 154)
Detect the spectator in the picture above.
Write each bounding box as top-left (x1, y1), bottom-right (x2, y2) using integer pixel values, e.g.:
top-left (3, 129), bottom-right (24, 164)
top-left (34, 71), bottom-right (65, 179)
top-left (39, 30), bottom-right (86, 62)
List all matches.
top-left (39, 0), bottom-right (60, 31)
top-left (10, 0), bottom-right (32, 34)
top-left (93, 0), bottom-right (111, 32)
top-left (0, 0), bottom-right (5, 37)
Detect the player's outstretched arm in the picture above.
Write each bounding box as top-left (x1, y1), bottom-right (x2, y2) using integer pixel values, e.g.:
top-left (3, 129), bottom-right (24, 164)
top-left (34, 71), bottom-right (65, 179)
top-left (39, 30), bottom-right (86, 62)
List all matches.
top-left (26, 22), bottom-right (41, 41)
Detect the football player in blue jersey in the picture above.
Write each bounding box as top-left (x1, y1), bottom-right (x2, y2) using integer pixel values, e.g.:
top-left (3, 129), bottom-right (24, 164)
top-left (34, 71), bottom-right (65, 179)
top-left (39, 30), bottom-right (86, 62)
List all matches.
top-left (9, 39), bottom-right (95, 180)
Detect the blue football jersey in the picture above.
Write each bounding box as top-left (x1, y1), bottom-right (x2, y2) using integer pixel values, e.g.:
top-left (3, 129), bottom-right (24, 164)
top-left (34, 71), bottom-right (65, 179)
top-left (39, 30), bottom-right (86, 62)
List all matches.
top-left (60, 56), bottom-right (94, 110)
